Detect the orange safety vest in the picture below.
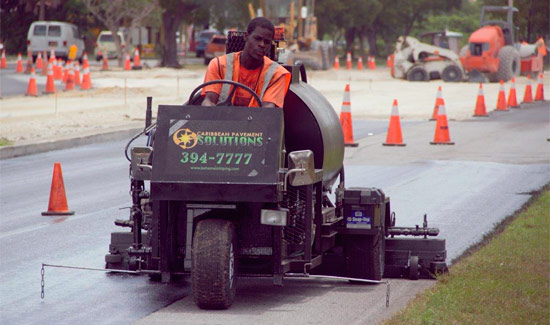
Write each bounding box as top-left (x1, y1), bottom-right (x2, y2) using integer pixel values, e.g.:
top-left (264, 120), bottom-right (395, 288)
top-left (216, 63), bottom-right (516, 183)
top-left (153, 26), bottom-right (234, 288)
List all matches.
top-left (217, 52), bottom-right (286, 107)
top-left (537, 37), bottom-right (547, 56)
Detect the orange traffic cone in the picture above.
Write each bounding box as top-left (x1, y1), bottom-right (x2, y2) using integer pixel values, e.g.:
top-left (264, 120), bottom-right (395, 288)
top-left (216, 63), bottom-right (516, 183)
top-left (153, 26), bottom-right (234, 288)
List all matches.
top-left (430, 86), bottom-right (444, 120)
top-left (44, 63), bottom-right (56, 94)
top-left (50, 47), bottom-right (56, 61)
top-left (101, 53), bottom-right (109, 71)
top-left (80, 64), bottom-right (91, 90)
top-left (25, 51), bottom-right (33, 74)
top-left (36, 51), bottom-right (43, 69)
top-left (507, 77), bottom-right (519, 108)
top-left (495, 80), bottom-right (508, 111)
top-left (132, 48), bottom-right (142, 70)
top-left (1, 49), bottom-right (6, 69)
top-left (41, 50), bottom-right (48, 75)
top-left (534, 73), bottom-right (545, 101)
top-left (383, 99), bottom-right (406, 146)
top-left (430, 104), bottom-right (454, 145)
top-left (368, 56), bottom-right (376, 70)
top-left (124, 53), bottom-right (131, 70)
top-left (357, 57), bottom-right (363, 70)
top-left (346, 52), bottom-right (352, 70)
top-left (339, 84), bottom-right (358, 147)
top-left (55, 58), bottom-right (63, 80)
top-left (74, 61), bottom-right (81, 86)
top-left (26, 67), bottom-right (38, 96)
top-left (62, 61), bottom-right (69, 83)
top-left (333, 56), bottom-right (340, 70)
top-left (82, 52), bottom-right (89, 67)
top-left (16, 53), bottom-right (23, 73)
top-left (386, 55), bottom-right (392, 67)
top-left (64, 63), bottom-right (75, 91)
top-left (522, 75), bottom-right (533, 104)
top-left (473, 83), bottom-right (488, 117)
top-left (42, 162), bottom-right (74, 216)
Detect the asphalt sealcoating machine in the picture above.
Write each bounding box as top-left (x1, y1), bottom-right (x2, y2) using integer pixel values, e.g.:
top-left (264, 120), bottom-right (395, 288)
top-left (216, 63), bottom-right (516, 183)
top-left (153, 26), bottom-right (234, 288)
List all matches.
top-left (104, 31), bottom-right (448, 310)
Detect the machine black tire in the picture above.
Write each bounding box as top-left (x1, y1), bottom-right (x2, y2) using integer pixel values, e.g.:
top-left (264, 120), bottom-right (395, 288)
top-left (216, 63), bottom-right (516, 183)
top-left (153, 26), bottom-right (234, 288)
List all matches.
top-left (407, 66), bottom-right (429, 82)
top-left (494, 45), bottom-right (520, 82)
top-left (409, 255), bottom-right (419, 280)
top-left (441, 65), bottom-right (463, 82)
top-left (192, 219), bottom-right (237, 310)
top-left (345, 229), bottom-right (385, 281)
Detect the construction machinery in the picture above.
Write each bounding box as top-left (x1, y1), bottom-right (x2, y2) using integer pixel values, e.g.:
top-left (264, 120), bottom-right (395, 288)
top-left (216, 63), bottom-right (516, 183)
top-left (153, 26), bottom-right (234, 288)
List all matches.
top-left (461, 5), bottom-right (545, 82)
top-left (104, 33), bottom-right (448, 310)
top-left (392, 32), bottom-right (465, 82)
top-left (249, 0), bottom-right (333, 70)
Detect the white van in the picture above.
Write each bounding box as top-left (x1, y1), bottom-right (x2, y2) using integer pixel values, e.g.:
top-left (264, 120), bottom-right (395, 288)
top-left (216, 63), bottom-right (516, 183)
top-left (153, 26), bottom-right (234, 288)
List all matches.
top-left (27, 21), bottom-right (85, 60)
top-left (94, 31), bottom-right (126, 60)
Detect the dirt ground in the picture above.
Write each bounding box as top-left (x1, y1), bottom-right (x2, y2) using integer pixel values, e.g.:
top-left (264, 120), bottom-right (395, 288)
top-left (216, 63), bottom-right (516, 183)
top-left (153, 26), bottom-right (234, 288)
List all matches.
top-left (0, 63), bottom-right (548, 146)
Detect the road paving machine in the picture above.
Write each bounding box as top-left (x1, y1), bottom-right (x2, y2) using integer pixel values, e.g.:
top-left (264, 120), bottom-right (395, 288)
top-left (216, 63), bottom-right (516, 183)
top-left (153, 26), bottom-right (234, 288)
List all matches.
top-left (105, 33), bottom-right (448, 310)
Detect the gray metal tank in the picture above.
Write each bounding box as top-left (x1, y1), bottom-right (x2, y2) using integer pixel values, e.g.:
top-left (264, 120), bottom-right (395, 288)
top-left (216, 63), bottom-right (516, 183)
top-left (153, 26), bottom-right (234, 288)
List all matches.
top-left (283, 76), bottom-right (344, 188)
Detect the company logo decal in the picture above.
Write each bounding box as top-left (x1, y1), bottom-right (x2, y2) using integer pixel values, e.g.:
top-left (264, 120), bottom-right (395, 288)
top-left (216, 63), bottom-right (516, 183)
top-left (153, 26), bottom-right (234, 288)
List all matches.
top-left (173, 128), bottom-right (199, 149)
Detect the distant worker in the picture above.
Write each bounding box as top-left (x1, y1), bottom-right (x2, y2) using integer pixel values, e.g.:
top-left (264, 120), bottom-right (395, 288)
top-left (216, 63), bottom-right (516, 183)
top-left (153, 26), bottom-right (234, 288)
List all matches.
top-left (201, 17), bottom-right (291, 108)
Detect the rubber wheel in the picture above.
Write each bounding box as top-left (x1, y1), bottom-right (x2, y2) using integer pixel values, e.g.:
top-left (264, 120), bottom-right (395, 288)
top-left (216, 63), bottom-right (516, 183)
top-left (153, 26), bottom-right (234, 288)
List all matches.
top-left (345, 229), bottom-right (385, 281)
top-left (494, 45), bottom-right (520, 82)
top-left (192, 219), bottom-right (237, 309)
top-left (409, 255), bottom-right (419, 280)
top-left (407, 66), bottom-right (429, 82)
top-left (442, 65), bottom-right (463, 82)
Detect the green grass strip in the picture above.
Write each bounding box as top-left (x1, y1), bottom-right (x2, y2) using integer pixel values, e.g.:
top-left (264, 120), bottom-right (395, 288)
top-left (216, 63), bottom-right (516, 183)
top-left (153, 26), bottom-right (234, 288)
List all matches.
top-left (0, 137), bottom-right (14, 147)
top-left (385, 188), bottom-right (550, 325)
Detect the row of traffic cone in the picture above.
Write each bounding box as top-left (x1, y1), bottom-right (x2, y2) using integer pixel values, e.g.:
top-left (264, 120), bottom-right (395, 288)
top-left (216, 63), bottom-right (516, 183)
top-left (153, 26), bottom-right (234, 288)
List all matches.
top-left (98, 48), bottom-right (142, 71)
top-left (339, 84), bottom-right (453, 147)
top-left (27, 60), bottom-right (92, 96)
top-left (339, 74), bottom-right (545, 147)
top-left (334, 52), bottom-right (377, 70)
top-left (472, 74), bottom-right (545, 116)
top-left (124, 49), bottom-right (142, 70)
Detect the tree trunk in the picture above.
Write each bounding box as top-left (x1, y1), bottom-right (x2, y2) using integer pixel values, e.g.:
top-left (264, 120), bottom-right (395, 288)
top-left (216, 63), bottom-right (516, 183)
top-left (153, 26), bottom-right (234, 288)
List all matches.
top-left (39, 0), bottom-right (46, 20)
top-left (403, 12), bottom-right (419, 36)
top-left (366, 30), bottom-right (378, 56)
top-left (344, 27), bottom-right (356, 57)
top-left (106, 24), bottom-right (123, 67)
top-left (526, 0), bottom-right (535, 42)
top-left (161, 11), bottom-right (183, 68)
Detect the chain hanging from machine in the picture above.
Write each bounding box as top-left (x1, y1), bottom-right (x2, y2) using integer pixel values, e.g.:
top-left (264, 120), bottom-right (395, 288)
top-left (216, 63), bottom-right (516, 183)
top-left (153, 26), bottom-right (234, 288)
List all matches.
top-left (282, 185), bottom-right (307, 248)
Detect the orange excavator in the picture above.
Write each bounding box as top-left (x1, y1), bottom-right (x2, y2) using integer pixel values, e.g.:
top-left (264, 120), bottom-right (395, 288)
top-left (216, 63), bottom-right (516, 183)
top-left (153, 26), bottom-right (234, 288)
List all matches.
top-left (461, 5), bottom-right (546, 82)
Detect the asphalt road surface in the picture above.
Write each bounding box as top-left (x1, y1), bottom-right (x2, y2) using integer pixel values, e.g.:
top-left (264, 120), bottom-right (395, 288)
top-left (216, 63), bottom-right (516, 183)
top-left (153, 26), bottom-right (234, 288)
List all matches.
top-left (0, 102), bottom-right (548, 324)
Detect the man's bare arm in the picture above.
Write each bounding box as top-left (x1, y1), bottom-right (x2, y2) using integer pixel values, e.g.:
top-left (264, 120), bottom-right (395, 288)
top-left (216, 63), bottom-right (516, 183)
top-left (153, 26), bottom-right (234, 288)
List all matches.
top-left (262, 101), bottom-right (276, 108)
top-left (201, 91), bottom-right (219, 106)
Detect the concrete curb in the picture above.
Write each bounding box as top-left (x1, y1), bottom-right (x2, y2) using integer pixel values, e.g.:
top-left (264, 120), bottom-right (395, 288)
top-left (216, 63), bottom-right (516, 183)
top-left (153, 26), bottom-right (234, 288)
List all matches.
top-left (0, 127), bottom-right (144, 160)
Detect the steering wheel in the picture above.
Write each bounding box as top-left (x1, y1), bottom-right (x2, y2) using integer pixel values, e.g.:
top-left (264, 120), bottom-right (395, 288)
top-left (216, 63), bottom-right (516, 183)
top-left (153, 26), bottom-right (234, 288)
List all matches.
top-left (187, 80), bottom-right (262, 107)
